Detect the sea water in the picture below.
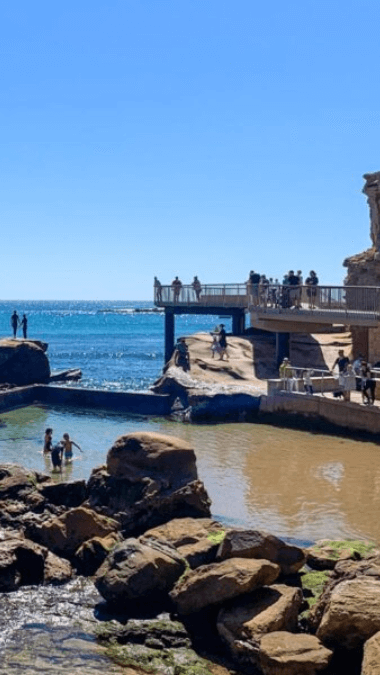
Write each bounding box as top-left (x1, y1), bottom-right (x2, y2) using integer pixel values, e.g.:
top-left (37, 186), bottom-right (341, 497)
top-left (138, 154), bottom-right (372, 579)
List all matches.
top-left (0, 300), bottom-right (380, 544)
top-left (0, 300), bottom-right (230, 390)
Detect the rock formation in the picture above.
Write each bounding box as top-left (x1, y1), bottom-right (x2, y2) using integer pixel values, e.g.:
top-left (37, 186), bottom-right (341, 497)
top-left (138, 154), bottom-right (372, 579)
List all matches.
top-left (2, 432), bottom-right (380, 675)
top-left (343, 172), bottom-right (380, 364)
top-left (0, 338), bottom-right (50, 385)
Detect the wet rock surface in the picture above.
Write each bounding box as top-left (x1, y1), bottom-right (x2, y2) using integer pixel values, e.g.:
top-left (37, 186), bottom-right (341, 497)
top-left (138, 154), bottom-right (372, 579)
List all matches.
top-left (0, 578), bottom-right (127, 674)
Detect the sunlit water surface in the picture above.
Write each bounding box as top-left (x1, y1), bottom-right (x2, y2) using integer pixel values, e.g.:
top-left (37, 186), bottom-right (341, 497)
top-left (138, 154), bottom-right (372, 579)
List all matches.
top-left (1, 404), bottom-right (380, 545)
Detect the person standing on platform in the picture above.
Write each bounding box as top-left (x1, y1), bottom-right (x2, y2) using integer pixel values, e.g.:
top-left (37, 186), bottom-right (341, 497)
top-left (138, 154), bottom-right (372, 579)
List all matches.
top-left (171, 276), bottom-right (182, 302)
top-left (192, 276), bottom-right (202, 301)
top-left (21, 314), bottom-right (28, 339)
top-left (11, 311), bottom-right (20, 338)
top-left (154, 277), bottom-right (162, 303)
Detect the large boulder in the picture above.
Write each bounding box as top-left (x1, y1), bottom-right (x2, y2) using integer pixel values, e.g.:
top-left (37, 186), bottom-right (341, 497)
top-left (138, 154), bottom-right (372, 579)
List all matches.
top-left (362, 631), bottom-right (380, 675)
top-left (106, 432), bottom-right (198, 487)
top-left (0, 534), bottom-right (47, 591)
top-left (170, 558), bottom-right (280, 615)
top-left (0, 339), bottom-right (50, 385)
top-left (141, 517), bottom-right (226, 568)
top-left (43, 550), bottom-right (73, 585)
top-left (259, 632), bottom-right (333, 675)
top-left (317, 577), bottom-right (380, 649)
top-left (40, 480), bottom-right (86, 508)
top-left (217, 529), bottom-right (305, 576)
top-left (87, 434), bottom-right (212, 537)
top-left (309, 555), bottom-right (380, 633)
top-left (95, 538), bottom-right (186, 607)
top-left (217, 584), bottom-right (303, 667)
top-left (32, 506), bottom-right (119, 557)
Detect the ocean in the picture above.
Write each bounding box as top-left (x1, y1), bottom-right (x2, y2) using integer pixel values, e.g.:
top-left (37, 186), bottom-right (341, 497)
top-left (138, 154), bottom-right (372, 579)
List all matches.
top-left (0, 300), bottom-right (230, 391)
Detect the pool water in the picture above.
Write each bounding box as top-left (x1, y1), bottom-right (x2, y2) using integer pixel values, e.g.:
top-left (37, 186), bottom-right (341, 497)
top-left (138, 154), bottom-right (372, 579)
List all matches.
top-left (1, 404), bottom-right (380, 545)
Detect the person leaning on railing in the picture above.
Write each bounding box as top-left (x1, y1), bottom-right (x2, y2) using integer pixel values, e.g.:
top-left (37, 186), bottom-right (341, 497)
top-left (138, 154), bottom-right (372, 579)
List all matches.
top-left (305, 271), bottom-right (319, 309)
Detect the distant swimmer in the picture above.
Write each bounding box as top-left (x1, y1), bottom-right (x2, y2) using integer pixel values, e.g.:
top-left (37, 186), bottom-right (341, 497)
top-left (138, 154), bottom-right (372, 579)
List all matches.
top-left (11, 311), bottom-right (20, 338)
top-left (61, 432), bottom-right (82, 462)
top-left (43, 427), bottom-right (53, 454)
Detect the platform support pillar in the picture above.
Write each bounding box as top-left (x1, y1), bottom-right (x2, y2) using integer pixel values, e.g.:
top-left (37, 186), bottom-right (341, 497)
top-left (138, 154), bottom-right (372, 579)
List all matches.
top-left (165, 310), bottom-right (175, 363)
top-left (232, 310), bottom-right (245, 336)
top-left (275, 332), bottom-right (290, 369)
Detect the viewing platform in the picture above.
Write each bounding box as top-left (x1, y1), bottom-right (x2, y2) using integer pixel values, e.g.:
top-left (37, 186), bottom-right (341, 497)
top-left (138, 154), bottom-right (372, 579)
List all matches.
top-left (154, 282), bottom-right (380, 362)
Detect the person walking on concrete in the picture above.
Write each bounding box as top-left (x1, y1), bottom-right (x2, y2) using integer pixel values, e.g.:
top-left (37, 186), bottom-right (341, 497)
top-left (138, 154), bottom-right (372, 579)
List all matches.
top-left (11, 311), bottom-right (20, 338)
top-left (21, 314), bottom-right (28, 339)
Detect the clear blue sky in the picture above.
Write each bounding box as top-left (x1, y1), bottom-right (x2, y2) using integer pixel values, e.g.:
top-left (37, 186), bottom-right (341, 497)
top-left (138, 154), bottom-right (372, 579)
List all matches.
top-left (1, 0), bottom-right (379, 300)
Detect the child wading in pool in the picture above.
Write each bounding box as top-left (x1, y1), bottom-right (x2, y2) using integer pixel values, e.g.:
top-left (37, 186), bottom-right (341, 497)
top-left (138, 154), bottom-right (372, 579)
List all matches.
top-left (61, 433), bottom-right (82, 461)
top-left (43, 428), bottom-right (53, 454)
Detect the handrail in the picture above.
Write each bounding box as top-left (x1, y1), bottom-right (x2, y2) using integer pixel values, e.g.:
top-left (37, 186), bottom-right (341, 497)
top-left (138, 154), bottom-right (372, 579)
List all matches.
top-left (153, 282), bottom-right (380, 318)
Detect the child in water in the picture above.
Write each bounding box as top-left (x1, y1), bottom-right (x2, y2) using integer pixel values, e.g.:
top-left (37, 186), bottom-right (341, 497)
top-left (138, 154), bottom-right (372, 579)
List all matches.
top-left (43, 428), bottom-right (53, 454)
top-left (61, 433), bottom-right (82, 461)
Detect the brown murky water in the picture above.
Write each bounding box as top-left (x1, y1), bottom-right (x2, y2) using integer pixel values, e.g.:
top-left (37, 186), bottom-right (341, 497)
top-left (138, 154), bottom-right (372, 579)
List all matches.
top-left (1, 405), bottom-right (379, 544)
top-left (156, 419), bottom-right (380, 545)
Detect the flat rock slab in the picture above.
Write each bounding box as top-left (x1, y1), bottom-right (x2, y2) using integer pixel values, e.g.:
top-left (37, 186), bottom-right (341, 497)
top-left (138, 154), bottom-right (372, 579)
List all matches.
top-left (170, 557), bottom-right (280, 615)
top-left (217, 529), bottom-right (305, 576)
top-left (259, 631), bottom-right (333, 675)
top-left (142, 517), bottom-right (226, 568)
top-left (217, 584), bottom-right (303, 665)
top-left (95, 538), bottom-right (186, 606)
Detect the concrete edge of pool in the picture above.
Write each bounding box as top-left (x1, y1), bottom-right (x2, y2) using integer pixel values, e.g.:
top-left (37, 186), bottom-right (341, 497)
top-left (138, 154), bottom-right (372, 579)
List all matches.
top-left (1, 384), bottom-right (380, 440)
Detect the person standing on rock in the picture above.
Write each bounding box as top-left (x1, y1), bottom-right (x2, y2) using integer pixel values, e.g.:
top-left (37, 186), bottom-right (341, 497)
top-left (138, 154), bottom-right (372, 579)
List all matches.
top-left (218, 324), bottom-right (229, 361)
top-left (11, 311), bottom-right (20, 338)
top-left (174, 338), bottom-right (190, 371)
top-left (21, 314), bottom-right (28, 339)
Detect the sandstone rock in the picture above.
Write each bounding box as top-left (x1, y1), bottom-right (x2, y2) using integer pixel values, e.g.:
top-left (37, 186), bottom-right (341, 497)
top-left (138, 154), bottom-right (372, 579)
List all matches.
top-left (217, 584), bottom-right (303, 666)
top-left (95, 537), bottom-right (186, 606)
top-left (309, 555), bottom-right (380, 633)
top-left (217, 529), bottom-right (305, 576)
top-left (75, 532), bottom-right (121, 575)
top-left (0, 535), bottom-right (47, 590)
top-left (33, 506), bottom-right (119, 557)
top-left (0, 464), bottom-right (41, 501)
top-left (259, 631), bottom-right (333, 675)
top-left (40, 479), bottom-right (86, 508)
top-left (87, 463), bottom-right (211, 537)
top-left (170, 558), bottom-right (280, 615)
top-left (362, 631), bottom-right (380, 675)
top-left (305, 539), bottom-right (378, 571)
top-left (317, 577), bottom-right (380, 649)
top-left (106, 432), bottom-right (198, 488)
top-left (141, 517), bottom-right (226, 568)
top-left (0, 338), bottom-right (50, 385)
top-left (43, 550), bottom-right (73, 584)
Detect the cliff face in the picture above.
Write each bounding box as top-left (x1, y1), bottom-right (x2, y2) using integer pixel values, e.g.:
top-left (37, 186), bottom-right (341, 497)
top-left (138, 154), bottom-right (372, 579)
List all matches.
top-left (343, 247), bottom-right (380, 287)
top-left (342, 173), bottom-right (380, 363)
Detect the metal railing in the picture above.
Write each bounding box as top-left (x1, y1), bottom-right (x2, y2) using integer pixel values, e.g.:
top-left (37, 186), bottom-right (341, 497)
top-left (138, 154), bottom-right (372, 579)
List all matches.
top-left (154, 283), bottom-right (248, 307)
top-left (154, 283), bottom-right (380, 319)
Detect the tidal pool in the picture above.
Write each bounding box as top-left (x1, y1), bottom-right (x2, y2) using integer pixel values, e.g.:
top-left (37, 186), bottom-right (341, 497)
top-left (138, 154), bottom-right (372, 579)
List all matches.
top-left (1, 404), bottom-right (379, 545)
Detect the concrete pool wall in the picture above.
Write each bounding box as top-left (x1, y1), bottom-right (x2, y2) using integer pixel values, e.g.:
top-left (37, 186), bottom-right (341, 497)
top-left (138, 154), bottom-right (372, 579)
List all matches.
top-left (0, 384), bottom-right (172, 416)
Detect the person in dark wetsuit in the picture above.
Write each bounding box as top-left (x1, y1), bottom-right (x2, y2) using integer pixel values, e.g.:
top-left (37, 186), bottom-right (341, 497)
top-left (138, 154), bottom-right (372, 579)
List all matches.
top-left (21, 314), bottom-right (28, 339)
top-left (51, 442), bottom-right (64, 471)
top-left (11, 311), bottom-right (20, 338)
top-left (174, 338), bottom-right (190, 371)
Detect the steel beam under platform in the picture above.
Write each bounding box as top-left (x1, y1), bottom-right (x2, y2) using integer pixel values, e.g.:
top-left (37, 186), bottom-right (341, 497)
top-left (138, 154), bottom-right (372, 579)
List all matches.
top-left (164, 306), bottom-right (246, 364)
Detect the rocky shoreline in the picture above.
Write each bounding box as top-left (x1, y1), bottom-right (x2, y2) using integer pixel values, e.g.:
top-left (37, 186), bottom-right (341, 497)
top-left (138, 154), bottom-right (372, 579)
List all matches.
top-left (0, 431), bottom-right (379, 675)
